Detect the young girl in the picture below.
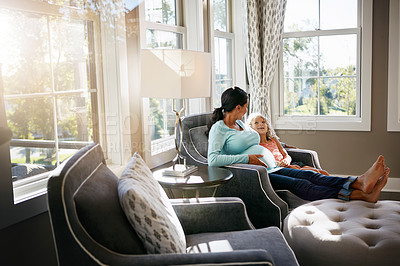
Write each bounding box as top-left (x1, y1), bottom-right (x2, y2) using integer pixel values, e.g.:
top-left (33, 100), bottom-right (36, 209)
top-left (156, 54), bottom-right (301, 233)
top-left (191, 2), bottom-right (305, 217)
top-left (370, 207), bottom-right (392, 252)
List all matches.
top-left (247, 113), bottom-right (330, 175)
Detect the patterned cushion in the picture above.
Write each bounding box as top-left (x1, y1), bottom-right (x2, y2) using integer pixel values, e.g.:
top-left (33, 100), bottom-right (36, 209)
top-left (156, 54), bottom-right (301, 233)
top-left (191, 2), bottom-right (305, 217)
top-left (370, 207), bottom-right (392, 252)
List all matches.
top-left (118, 152), bottom-right (186, 254)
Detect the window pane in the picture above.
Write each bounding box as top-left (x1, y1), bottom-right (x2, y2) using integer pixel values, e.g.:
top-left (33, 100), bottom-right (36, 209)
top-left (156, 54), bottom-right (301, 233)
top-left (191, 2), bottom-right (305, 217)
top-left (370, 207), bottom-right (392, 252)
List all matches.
top-left (283, 37), bottom-right (318, 78)
top-left (150, 98), bottom-right (169, 141)
top-left (284, 0), bottom-right (318, 32)
top-left (214, 37), bottom-right (233, 107)
top-left (320, 77), bottom-right (356, 116)
top-left (7, 97), bottom-right (56, 180)
top-left (214, 0), bottom-right (227, 31)
top-left (44, 0), bottom-right (84, 8)
top-left (6, 97), bottom-right (54, 141)
top-left (149, 98), bottom-right (181, 154)
top-left (50, 17), bottom-right (89, 92)
top-left (320, 0), bottom-right (357, 30)
top-left (284, 78), bottom-right (318, 115)
top-left (145, 28), bottom-right (183, 146)
top-left (1, 7), bottom-right (96, 188)
top-left (0, 10), bottom-right (52, 95)
top-left (57, 94), bottom-right (93, 142)
top-left (11, 147), bottom-right (55, 181)
top-left (145, 29), bottom-right (183, 49)
top-left (320, 35), bottom-right (357, 76)
top-left (145, 0), bottom-right (176, 25)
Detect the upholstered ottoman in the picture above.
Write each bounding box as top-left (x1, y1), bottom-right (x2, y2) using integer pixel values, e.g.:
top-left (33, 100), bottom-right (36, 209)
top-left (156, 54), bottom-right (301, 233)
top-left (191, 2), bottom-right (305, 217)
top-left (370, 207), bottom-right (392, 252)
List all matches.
top-left (283, 199), bottom-right (400, 266)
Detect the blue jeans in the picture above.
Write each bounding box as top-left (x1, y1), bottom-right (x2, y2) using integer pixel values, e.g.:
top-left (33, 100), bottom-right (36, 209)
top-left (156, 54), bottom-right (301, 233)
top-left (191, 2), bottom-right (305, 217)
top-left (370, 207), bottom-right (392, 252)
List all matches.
top-left (268, 168), bottom-right (356, 201)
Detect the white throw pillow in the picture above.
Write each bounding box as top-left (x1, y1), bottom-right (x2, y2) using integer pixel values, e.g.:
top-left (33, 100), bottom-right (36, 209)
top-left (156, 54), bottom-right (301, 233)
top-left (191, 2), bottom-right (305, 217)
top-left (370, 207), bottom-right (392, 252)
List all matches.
top-left (118, 152), bottom-right (186, 254)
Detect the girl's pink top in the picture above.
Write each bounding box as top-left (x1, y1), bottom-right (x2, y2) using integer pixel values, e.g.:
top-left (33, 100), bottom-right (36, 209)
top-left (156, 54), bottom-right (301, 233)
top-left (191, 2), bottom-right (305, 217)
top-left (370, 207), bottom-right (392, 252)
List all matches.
top-left (260, 141), bottom-right (284, 162)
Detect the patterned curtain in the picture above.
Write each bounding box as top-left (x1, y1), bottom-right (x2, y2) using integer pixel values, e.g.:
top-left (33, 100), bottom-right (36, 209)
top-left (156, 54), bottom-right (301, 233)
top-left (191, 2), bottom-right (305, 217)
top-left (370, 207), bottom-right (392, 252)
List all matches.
top-left (245, 0), bottom-right (286, 131)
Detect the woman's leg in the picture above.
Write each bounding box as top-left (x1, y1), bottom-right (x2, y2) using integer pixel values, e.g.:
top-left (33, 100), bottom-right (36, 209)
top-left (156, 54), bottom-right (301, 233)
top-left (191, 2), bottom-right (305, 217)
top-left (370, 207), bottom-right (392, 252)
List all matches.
top-left (270, 156), bottom-right (389, 202)
top-left (268, 172), bottom-right (340, 201)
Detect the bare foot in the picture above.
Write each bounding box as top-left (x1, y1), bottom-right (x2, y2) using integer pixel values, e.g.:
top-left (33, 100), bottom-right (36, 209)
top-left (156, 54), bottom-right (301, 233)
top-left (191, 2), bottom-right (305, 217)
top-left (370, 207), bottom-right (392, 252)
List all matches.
top-left (350, 167), bottom-right (390, 203)
top-left (363, 168), bottom-right (390, 203)
top-left (352, 155), bottom-right (385, 193)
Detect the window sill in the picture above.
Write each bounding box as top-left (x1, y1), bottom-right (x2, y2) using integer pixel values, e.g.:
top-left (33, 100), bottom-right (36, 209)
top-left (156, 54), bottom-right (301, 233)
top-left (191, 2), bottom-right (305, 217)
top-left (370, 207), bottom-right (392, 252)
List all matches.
top-left (13, 172), bottom-right (49, 204)
top-left (273, 115), bottom-right (371, 131)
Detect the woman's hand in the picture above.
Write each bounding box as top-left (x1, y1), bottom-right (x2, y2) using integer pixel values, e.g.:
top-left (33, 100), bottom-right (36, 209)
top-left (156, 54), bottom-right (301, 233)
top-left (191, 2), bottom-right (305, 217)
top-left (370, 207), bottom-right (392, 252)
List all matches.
top-left (287, 164), bottom-right (301, 169)
top-left (248, 154), bottom-right (269, 168)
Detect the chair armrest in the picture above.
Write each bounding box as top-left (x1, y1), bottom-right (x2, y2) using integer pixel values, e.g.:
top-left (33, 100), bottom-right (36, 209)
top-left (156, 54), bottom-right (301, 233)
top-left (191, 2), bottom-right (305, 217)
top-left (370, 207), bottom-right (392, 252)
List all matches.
top-left (215, 164), bottom-right (289, 229)
top-left (286, 148), bottom-right (322, 169)
top-left (171, 197), bottom-right (254, 235)
top-left (110, 249), bottom-right (274, 266)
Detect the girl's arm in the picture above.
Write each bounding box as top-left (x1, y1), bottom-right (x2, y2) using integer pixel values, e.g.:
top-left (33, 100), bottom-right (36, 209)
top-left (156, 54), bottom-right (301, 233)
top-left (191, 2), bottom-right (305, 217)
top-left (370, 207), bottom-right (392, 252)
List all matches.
top-left (273, 137), bottom-right (292, 167)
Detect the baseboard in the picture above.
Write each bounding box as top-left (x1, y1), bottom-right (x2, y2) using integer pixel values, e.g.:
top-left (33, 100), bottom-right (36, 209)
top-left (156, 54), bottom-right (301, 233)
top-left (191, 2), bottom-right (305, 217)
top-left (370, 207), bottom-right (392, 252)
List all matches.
top-left (384, 177), bottom-right (400, 192)
top-left (333, 174), bottom-right (400, 193)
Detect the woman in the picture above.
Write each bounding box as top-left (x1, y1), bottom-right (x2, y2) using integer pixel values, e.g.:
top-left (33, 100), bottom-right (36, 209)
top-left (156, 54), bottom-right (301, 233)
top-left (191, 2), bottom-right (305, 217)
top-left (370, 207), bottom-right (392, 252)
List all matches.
top-left (206, 87), bottom-right (389, 202)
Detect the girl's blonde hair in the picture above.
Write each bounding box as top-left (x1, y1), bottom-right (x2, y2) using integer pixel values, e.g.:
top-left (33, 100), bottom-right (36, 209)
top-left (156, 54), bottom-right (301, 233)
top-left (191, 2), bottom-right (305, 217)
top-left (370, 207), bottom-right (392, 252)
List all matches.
top-left (246, 113), bottom-right (277, 140)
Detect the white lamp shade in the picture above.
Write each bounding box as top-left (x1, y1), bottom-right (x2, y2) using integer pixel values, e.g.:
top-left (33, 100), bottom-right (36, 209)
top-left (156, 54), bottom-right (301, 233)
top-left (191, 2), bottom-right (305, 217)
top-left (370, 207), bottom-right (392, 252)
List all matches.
top-left (141, 49), bottom-right (211, 99)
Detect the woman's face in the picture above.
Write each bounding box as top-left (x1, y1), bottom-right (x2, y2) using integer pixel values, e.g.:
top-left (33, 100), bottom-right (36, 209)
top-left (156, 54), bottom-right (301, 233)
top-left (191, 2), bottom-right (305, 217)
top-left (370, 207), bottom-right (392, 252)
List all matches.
top-left (250, 116), bottom-right (268, 135)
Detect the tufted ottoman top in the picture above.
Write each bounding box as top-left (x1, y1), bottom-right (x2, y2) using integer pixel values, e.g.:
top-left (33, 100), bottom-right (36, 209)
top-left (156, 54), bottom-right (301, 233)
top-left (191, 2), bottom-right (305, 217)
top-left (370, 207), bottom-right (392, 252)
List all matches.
top-left (283, 199), bottom-right (400, 266)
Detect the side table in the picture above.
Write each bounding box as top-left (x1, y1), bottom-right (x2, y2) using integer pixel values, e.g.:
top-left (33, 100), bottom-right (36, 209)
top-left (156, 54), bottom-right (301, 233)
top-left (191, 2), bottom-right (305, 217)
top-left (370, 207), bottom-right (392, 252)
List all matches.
top-left (153, 165), bottom-right (233, 198)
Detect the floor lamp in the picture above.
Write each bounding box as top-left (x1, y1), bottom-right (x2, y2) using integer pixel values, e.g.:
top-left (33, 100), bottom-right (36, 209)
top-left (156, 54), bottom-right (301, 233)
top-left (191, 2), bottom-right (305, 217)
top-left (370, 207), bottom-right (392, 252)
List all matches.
top-left (141, 49), bottom-right (211, 176)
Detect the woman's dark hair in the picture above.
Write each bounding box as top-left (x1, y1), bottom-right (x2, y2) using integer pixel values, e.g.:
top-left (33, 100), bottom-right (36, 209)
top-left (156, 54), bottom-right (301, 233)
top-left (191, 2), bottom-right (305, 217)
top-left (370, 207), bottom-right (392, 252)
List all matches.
top-left (205, 86), bottom-right (248, 136)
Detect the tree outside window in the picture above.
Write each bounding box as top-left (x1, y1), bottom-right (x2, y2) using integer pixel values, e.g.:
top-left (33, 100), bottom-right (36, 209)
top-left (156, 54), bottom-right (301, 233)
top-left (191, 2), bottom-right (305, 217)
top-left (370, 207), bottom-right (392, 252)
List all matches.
top-left (282, 0), bottom-right (358, 117)
top-left (0, 9), bottom-right (97, 184)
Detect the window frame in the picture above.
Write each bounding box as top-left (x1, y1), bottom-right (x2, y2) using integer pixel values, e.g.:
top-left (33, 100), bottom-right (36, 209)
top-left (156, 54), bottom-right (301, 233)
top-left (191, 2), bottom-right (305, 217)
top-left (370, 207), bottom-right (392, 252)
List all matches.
top-left (387, 0), bottom-right (400, 132)
top-left (139, 0), bottom-right (188, 169)
top-left (3, 12), bottom-right (99, 202)
top-left (0, 0), bottom-right (105, 229)
top-left (211, 0), bottom-right (235, 108)
top-left (271, 0), bottom-right (372, 131)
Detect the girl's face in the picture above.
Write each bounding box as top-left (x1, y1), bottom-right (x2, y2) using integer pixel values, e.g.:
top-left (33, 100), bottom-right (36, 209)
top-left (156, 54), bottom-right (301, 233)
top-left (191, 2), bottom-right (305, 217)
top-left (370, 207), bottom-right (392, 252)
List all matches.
top-left (251, 116), bottom-right (268, 135)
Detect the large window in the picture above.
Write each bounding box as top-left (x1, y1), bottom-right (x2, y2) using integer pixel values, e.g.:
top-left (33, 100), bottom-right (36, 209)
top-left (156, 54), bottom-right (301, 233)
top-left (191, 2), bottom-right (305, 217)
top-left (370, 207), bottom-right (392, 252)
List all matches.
top-left (213, 0), bottom-right (234, 107)
top-left (141, 0), bottom-right (186, 156)
top-left (0, 2), bottom-right (98, 204)
top-left (272, 0), bottom-right (372, 131)
top-left (388, 0), bottom-right (400, 131)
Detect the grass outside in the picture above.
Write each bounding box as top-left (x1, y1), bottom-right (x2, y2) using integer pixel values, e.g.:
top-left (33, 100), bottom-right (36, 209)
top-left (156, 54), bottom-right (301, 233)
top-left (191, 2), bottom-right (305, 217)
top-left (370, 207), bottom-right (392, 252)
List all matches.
top-left (12, 152), bottom-right (75, 166)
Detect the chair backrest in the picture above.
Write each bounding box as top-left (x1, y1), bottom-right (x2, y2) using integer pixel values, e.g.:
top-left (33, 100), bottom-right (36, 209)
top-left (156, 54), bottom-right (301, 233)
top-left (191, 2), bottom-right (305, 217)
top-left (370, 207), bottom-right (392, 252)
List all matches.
top-left (180, 112), bottom-right (211, 165)
top-left (47, 143), bottom-right (146, 266)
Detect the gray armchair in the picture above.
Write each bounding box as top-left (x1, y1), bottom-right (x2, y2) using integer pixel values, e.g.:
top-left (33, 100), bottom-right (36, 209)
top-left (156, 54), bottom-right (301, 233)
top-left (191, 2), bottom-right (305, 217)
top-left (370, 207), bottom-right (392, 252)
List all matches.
top-left (47, 143), bottom-right (299, 266)
top-left (180, 112), bottom-right (322, 228)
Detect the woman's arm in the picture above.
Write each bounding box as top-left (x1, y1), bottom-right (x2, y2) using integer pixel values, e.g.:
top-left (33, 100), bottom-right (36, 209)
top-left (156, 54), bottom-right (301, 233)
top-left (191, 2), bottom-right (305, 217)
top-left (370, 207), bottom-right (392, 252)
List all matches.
top-left (273, 137), bottom-right (292, 167)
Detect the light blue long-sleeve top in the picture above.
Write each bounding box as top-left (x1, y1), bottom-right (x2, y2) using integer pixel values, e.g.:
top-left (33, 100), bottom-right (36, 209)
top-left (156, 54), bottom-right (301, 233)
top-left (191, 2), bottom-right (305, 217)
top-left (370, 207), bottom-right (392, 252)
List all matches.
top-left (207, 120), bottom-right (282, 173)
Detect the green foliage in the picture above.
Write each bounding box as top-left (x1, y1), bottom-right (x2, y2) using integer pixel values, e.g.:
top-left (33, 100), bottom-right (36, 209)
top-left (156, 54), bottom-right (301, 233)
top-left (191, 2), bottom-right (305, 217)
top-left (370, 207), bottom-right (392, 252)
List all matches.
top-left (283, 32), bottom-right (357, 116)
top-left (149, 98), bottom-right (163, 140)
top-left (213, 0), bottom-right (227, 31)
top-left (3, 10), bottom-right (94, 168)
top-left (161, 0), bottom-right (175, 24)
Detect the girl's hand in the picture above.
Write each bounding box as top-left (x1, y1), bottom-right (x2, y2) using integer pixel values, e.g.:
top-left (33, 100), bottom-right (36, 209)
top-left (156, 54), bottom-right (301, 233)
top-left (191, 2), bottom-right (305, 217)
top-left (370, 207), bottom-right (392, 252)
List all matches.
top-left (278, 158), bottom-right (291, 167)
top-left (248, 154), bottom-right (269, 168)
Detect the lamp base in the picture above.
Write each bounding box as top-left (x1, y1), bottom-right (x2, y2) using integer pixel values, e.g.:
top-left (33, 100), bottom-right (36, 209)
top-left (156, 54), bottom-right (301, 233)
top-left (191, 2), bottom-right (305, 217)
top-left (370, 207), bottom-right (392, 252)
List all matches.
top-left (162, 164), bottom-right (198, 177)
